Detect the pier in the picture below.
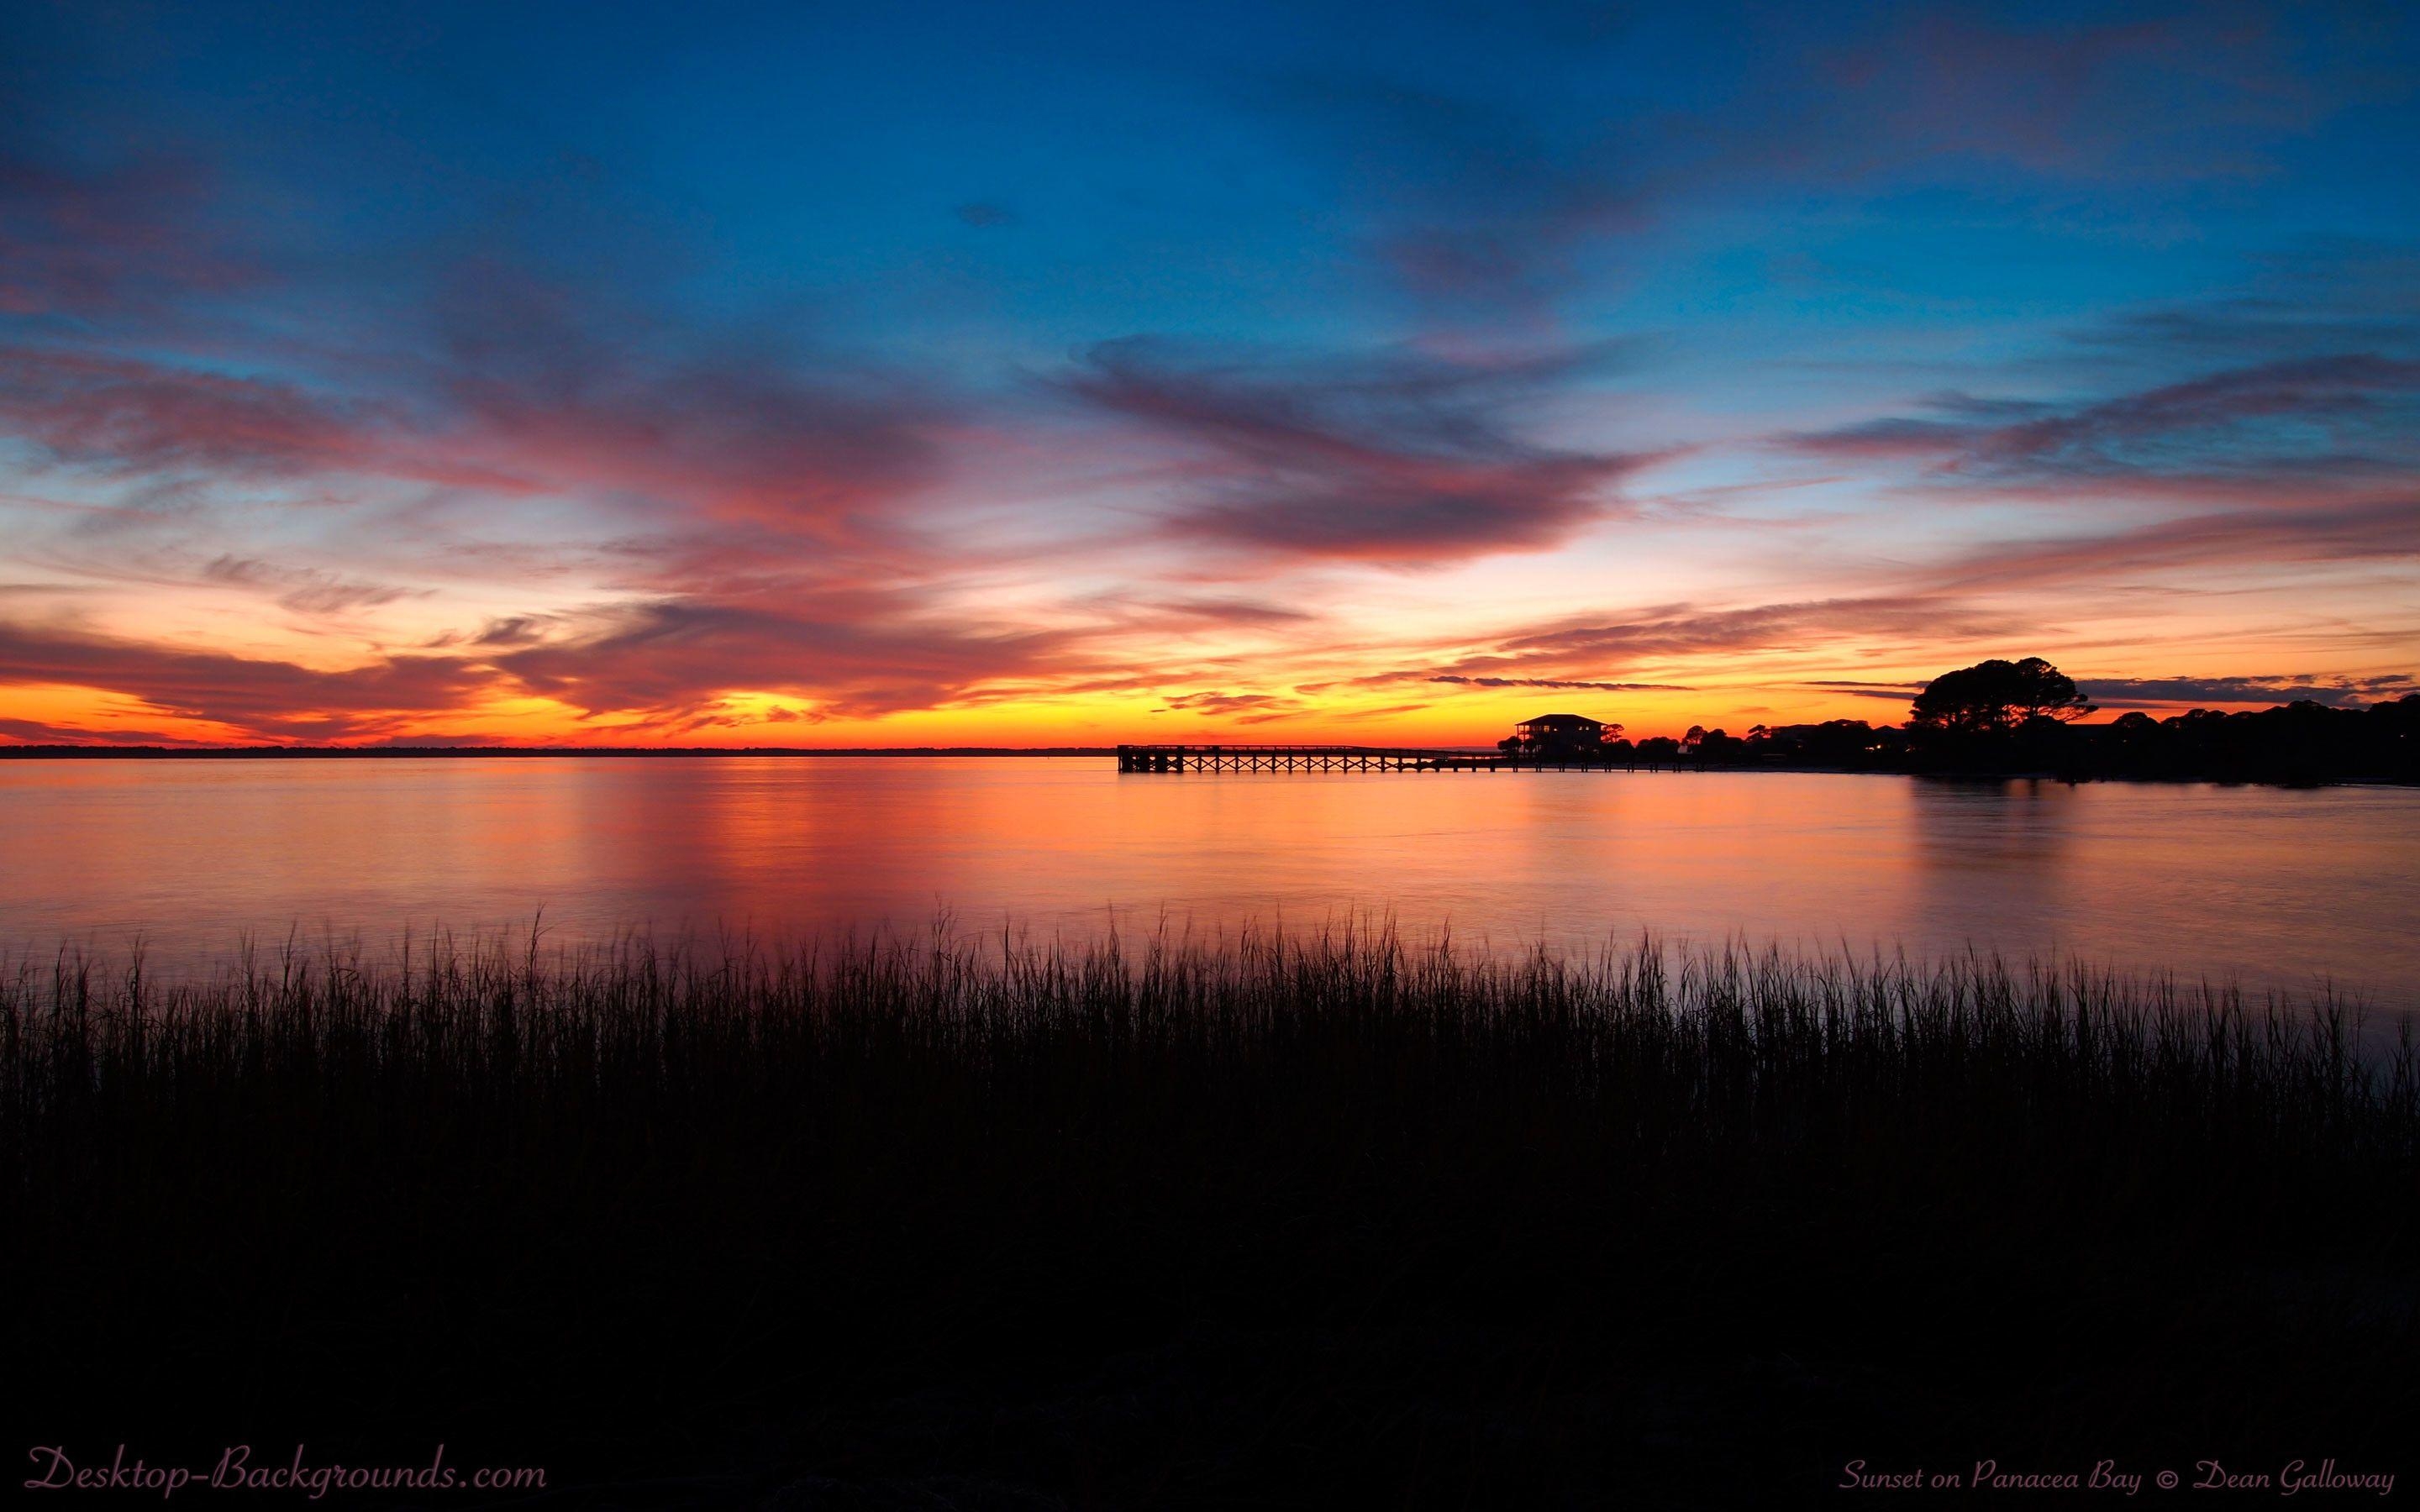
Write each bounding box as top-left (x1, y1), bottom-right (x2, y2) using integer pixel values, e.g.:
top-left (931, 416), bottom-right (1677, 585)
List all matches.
top-left (1115, 744), bottom-right (1665, 773)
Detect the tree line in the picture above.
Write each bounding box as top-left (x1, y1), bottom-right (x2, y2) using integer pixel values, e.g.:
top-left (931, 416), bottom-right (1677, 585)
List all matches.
top-left (1534, 658), bottom-right (2418, 784)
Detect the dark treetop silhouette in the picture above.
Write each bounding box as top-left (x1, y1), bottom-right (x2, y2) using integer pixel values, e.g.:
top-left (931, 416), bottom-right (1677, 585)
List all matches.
top-left (1618, 657), bottom-right (2415, 785)
top-left (1730, 657), bottom-right (2416, 784)
top-left (1452, 657), bottom-right (2414, 785)
top-left (1908, 656), bottom-right (2098, 732)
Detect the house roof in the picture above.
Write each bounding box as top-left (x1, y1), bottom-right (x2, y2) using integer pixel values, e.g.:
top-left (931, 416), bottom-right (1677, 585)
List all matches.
top-left (1522, 713), bottom-right (1602, 727)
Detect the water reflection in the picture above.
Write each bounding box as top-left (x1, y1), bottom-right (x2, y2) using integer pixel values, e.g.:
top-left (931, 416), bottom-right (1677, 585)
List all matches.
top-left (1905, 779), bottom-right (2081, 958)
top-left (0, 758), bottom-right (2413, 1008)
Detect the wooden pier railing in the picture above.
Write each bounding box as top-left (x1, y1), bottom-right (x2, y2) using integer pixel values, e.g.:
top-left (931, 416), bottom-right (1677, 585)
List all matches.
top-left (1114, 744), bottom-right (1666, 773)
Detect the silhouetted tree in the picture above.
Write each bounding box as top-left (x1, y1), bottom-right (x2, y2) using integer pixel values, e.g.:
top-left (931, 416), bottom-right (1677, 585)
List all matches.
top-left (1748, 718), bottom-right (1897, 768)
top-left (1694, 728), bottom-right (1742, 763)
top-left (2061, 696), bottom-right (2417, 783)
top-left (1910, 657), bottom-right (2096, 734)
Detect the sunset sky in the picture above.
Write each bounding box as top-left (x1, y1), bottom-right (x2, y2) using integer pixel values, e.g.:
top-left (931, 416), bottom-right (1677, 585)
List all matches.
top-left (3, 0), bottom-right (2417, 746)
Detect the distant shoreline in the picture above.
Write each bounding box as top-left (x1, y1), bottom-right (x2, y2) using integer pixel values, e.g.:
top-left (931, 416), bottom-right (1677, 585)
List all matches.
top-left (5, 744), bottom-right (2415, 786)
top-left (0, 743), bottom-right (1126, 759)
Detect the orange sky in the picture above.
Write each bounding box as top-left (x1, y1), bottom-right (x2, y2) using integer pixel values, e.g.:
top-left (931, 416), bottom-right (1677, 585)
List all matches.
top-left (3, 3), bottom-right (2416, 748)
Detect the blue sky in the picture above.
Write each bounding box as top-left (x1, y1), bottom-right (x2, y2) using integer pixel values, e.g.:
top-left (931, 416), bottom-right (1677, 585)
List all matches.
top-left (2, 0), bottom-right (2416, 743)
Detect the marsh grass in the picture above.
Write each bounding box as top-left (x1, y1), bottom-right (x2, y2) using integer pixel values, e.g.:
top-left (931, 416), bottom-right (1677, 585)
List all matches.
top-left (6, 923), bottom-right (2416, 1504)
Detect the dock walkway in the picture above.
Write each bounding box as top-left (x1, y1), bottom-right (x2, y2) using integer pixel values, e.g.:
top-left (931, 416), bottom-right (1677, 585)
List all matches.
top-left (1114, 744), bottom-right (1668, 773)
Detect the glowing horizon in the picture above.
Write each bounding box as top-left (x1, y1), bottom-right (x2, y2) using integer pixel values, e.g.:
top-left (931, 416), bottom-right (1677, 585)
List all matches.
top-left (4, 2), bottom-right (2416, 748)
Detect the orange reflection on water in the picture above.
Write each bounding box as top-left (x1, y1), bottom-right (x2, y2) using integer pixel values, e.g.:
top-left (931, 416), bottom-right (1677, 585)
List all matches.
top-left (1, 757), bottom-right (2414, 1009)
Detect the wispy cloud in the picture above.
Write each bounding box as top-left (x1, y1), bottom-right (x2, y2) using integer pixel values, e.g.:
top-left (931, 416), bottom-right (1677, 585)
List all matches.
top-left (0, 715), bottom-right (201, 745)
top-left (1789, 355), bottom-right (2420, 494)
top-left (2077, 674), bottom-right (2417, 711)
top-left (0, 620), bottom-right (492, 743)
top-left (1313, 599), bottom-right (2023, 704)
top-left (3, 2), bottom-right (2416, 744)
top-left (1263, 6), bottom-right (2363, 321)
top-left (1938, 497), bottom-right (2420, 588)
top-left (1064, 337), bottom-right (1657, 565)
top-left (489, 595), bottom-right (1085, 726)
top-left (428, 271), bottom-right (957, 539)
top-left (0, 346), bottom-right (513, 491)
top-left (1796, 671), bottom-right (2420, 714)
top-left (1270, 72), bottom-right (1644, 317)
top-left (1480, 597), bottom-right (2023, 674)
top-left (200, 555), bottom-right (424, 617)
top-left (1153, 690), bottom-right (1300, 717)
top-left (1425, 675), bottom-right (1692, 692)
top-left (0, 148), bottom-right (255, 321)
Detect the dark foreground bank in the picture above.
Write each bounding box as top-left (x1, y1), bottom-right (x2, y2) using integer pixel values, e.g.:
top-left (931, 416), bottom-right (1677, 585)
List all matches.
top-left (7, 931), bottom-right (2416, 1507)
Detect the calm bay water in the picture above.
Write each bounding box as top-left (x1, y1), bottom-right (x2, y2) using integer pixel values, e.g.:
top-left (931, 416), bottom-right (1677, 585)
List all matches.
top-left (3, 756), bottom-right (2416, 1008)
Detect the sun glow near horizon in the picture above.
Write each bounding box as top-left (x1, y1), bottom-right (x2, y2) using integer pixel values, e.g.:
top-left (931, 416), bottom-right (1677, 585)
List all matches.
top-left (3, 1), bottom-right (2416, 749)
